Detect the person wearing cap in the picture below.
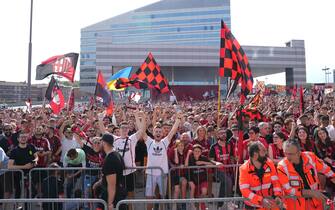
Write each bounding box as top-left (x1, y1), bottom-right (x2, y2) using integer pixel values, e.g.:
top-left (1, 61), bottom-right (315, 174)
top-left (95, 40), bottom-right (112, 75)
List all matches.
top-left (112, 110), bottom-right (146, 204)
top-left (99, 133), bottom-right (127, 210)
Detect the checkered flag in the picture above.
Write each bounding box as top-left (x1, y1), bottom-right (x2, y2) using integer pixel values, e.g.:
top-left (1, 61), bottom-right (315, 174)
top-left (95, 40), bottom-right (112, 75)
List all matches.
top-left (219, 21), bottom-right (253, 104)
top-left (115, 53), bottom-right (170, 94)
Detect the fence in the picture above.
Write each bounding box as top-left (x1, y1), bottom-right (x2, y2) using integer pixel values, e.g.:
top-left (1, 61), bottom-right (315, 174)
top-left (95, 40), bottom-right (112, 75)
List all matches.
top-left (0, 169), bottom-right (25, 199)
top-left (116, 197), bottom-right (246, 210)
top-left (28, 166), bottom-right (164, 200)
top-left (168, 164), bottom-right (240, 199)
top-left (0, 198), bottom-right (107, 210)
top-left (116, 196), bottom-right (331, 210)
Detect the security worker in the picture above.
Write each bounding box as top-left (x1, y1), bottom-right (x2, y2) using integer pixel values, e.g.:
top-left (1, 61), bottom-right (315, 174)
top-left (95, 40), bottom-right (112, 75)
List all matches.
top-left (239, 141), bottom-right (283, 209)
top-left (277, 139), bottom-right (335, 210)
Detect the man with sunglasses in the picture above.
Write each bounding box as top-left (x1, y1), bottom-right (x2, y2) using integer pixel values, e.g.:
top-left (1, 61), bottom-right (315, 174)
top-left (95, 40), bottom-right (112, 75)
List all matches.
top-left (0, 123), bottom-right (19, 155)
top-left (113, 110), bottom-right (146, 203)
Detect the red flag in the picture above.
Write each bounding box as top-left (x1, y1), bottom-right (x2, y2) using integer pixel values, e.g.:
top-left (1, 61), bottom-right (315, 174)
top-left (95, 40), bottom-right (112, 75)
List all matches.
top-left (68, 88), bottom-right (75, 112)
top-left (36, 53), bottom-right (78, 82)
top-left (95, 71), bottom-right (114, 116)
top-left (49, 86), bottom-right (65, 114)
top-left (219, 21), bottom-right (253, 104)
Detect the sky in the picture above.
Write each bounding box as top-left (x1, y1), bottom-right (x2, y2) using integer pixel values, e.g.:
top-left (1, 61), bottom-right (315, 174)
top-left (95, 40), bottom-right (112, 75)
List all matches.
top-left (0, 0), bottom-right (334, 85)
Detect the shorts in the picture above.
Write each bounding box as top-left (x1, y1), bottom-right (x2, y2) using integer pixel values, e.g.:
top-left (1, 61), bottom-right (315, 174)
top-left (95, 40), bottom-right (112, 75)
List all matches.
top-left (124, 173), bottom-right (135, 192)
top-left (145, 174), bottom-right (167, 197)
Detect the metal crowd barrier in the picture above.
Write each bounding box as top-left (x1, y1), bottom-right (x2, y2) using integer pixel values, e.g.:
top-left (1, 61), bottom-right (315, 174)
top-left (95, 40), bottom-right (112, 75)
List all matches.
top-left (0, 169), bottom-right (25, 199)
top-left (116, 197), bottom-right (247, 210)
top-left (168, 164), bottom-right (241, 199)
top-left (116, 196), bottom-right (331, 210)
top-left (0, 198), bottom-right (107, 210)
top-left (124, 166), bottom-right (165, 200)
top-left (28, 167), bottom-right (102, 199)
top-left (28, 166), bottom-right (164, 200)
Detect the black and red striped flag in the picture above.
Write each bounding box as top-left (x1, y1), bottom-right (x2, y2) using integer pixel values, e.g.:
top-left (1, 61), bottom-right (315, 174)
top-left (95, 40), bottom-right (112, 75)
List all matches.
top-left (219, 21), bottom-right (253, 104)
top-left (115, 53), bottom-right (170, 94)
top-left (36, 53), bottom-right (78, 82)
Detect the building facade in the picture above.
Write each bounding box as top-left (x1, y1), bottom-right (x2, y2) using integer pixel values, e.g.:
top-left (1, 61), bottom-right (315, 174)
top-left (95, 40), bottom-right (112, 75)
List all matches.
top-left (0, 81), bottom-right (44, 104)
top-left (80, 0), bottom-right (306, 99)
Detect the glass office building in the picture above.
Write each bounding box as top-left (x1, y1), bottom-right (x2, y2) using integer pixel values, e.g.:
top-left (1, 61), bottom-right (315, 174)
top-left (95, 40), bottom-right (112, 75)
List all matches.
top-left (80, 0), bottom-right (306, 99)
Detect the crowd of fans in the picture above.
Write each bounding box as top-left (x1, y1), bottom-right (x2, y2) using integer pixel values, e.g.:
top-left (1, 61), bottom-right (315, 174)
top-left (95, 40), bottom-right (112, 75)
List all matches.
top-left (0, 94), bottom-right (335, 210)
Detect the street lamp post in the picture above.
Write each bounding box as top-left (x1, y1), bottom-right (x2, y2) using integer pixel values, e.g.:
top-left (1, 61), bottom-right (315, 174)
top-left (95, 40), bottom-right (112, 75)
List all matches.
top-left (322, 67), bottom-right (330, 83)
top-left (27, 0), bottom-right (33, 100)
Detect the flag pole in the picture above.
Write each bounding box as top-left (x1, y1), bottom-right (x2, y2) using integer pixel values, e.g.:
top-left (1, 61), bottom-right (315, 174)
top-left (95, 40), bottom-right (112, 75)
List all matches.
top-left (217, 76), bottom-right (221, 128)
top-left (170, 89), bottom-right (178, 105)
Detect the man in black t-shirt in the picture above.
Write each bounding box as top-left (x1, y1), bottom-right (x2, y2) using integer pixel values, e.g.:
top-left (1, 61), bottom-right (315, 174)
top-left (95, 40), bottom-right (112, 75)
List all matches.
top-left (42, 163), bottom-right (64, 210)
top-left (8, 133), bottom-right (38, 198)
top-left (100, 134), bottom-right (127, 210)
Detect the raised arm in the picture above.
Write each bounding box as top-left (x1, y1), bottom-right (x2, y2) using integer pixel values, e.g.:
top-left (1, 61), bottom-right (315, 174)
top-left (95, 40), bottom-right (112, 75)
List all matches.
top-left (288, 121), bottom-right (297, 140)
top-left (59, 120), bottom-right (71, 139)
top-left (166, 112), bottom-right (183, 142)
top-left (134, 110), bottom-right (146, 140)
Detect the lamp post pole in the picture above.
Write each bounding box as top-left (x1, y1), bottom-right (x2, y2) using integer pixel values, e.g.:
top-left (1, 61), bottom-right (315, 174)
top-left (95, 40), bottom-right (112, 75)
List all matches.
top-left (322, 67), bottom-right (330, 83)
top-left (27, 0), bottom-right (33, 100)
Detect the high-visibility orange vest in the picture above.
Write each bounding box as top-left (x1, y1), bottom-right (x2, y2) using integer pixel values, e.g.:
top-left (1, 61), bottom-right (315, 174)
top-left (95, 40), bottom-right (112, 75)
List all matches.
top-left (239, 158), bottom-right (282, 210)
top-left (277, 152), bottom-right (335, 210)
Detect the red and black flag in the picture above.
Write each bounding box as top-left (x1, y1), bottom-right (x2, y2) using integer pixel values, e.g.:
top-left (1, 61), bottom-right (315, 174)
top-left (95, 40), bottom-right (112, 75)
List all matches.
top-left (36, 53), bottom-right (78, 82)
top-left (219, 21), bottom-right (253, 104)
top-left (67, 88), bottom-right (75, 112)
top-left (115, 53), bottom-right (170, 94)
top-left (45, 77), bottom-right (65, 114)
top-left (299, 85), bottom-right (305, 114)
top-left (246, 90), bottom-right (262, 109)
top-left (95, 71), bottom-right (113, 116)
top-left (242, 109), bottom-right (265, 122)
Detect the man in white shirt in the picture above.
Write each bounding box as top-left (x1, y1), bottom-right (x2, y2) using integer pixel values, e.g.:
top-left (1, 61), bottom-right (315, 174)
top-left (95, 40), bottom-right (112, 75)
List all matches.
top-left (143, 112), bottom-right (183, 210)
top-left (113, 110), bottom-right (146, 201)
top-left (59, 121), bottom-right (80, 166)
top-left (321, 115), bottom-right (335, 141)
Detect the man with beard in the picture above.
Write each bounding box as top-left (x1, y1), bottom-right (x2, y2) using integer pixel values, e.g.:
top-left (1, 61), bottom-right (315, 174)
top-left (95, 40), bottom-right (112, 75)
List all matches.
top-left (209, 127), bottom-right (235, 209)
top-left (277, 139), bottom-right (335, 210)
top-left (8, 133), bottom-right (38, 198)
top-left (143, 112), bottom-right (183, 210)
top-left (0, 124), bottom-right (19, 155)
top-left (239, 142), bottom-right (283, 209)
top-left (28, 125), bottom-right (51, 198)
